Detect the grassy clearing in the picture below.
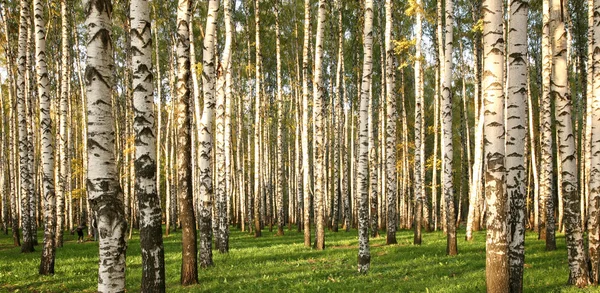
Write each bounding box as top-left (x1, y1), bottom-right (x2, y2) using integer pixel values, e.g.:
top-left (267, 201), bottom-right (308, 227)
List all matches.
top-left (0, 227), bottom-right (592, 292)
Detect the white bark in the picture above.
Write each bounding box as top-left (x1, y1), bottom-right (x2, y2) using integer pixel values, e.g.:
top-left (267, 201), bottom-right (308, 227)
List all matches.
top-left (507, 0), bottom-right (528, 290)
top-left (441, 0), bottom-right (456, 255)
top-left (413, 0), bottom-right (425, 245)
top-left (16, 0), bottom-right (34, 253)
top-left (385, 0), bottom-right (397, 245)
top-left (35, 0), bottom-right (56, 274)
top-left (131, 0), bottom-right (166, 290)
top-left (482, 0), bottom-right (508, 290)
top-left (358, 0), bottom-right (373, 274)
top-left (199, 0), bottom-right (220, 268)
top-left (85, 0), bottom-right (127, 291)
top-left (301, 0), bottom-right (311, 247)
top-left (552, 0), bottom-right (589, 286)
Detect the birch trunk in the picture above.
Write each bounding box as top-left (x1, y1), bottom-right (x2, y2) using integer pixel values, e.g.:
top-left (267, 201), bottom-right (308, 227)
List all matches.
top-left (131, 0), bottom-right (166, 290)
top-left (441, 0), bottom-right (457, 256)
top-left (413, 0), bottom-right (425, 245)
top-left (17, 0), bottom-right (34, 253)
top-left (175, 0), bottom-right (198, 285)
top-left (552, 0), bottom-right (589, 286)
top-left (590, 0), bottom-right (600, 283)
top-left (507, 0), bottom-right (528, 290)
top-left (35, 0), bottom-right (55, 274)
top-left (216, 0), bottom-right (232, 253)
top-left (482, 0), bottom-right (508, 290)
top-left (312, 0), bottom-right (326, 250)
top-left (384, 0), bottom-right (397, 245)
top-left (253, 0), bottom-right (262, 238)
top-left (540, 0), bottom-right (557, 250)
top-left (198, 0), bottom-right (220, 267)
top-left (275, 0), bottom-right (285, 236)
top-left (301, 0), bottom-right (311, 247)
top-left (85, 1), bottom-right (128, 291)
top-left (358, 0), bottom-right (373, 273)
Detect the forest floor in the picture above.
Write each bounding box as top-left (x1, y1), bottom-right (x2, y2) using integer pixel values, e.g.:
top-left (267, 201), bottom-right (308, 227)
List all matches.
top-left (0, 225), bottom-right (592, 292)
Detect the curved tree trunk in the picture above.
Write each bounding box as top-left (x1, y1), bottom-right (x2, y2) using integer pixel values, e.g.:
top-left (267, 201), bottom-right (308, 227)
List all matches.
top-left (35, 0), bottom-right (56, 274)
top-left (175, 0), bottom-right (198, 285)
top-left (358, 0), bottom-right (373, 274)
top-left (507, 0), bottom-right (528, 290)
top-left (131, 0), bottom-right (166, 290)
top-left (85, 1), bottom-right (128, 291)
top-left (482, 0), bottom-right (508, 290)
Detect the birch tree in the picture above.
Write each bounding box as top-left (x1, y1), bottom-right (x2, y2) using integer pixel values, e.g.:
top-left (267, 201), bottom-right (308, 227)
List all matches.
top-left (130, 0), bottom-right (166, 290)
top-left (441, 0), bottom-right (456, 256)
top-left (552, 0), bottom-right (589, 286)
top-left (275, 0), bottom-right (285, 236)
top-left (540, 0), bottom-right (556, 250)
top-left (35, 0), bottom-right (55, 274)
top-left (175, 0), bottom-right (198, 285)
top-left (253, 0), bottom-right (262, 238)
top-left (590, 0), bottom-right (600, 283)
top-left (482, 0), bottom-right (508, 290)
top-left (56, 0), bottom-right (69, 248)
top-left (313, 0), bottom-right (326, 250)
top-left (216, 0), bottom-right (232, 253)
top-left (301, 0), bottom-right (311, 247)
top-left (85, 0), bottom-right (127, 291)
top-left (384, 0), bottom-right (397, 245)
top-left (507, 0), bottom-right (528, 290)
top-left (16, 0), bottom-right (34, 253)
top-left (413, 0), bottom-right (425, 246)
top-left (358, 0), bottom-right (373, 274)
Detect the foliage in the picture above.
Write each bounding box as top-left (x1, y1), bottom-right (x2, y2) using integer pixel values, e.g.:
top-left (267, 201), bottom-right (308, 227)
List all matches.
top-left (0, 228), bottom-right (591, 292)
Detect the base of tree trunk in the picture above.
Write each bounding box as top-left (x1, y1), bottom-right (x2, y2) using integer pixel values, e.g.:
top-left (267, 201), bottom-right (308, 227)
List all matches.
top-left (386, 233), bottom-right (397, 245)
top-left (21, 241), bottom-right (34, 253)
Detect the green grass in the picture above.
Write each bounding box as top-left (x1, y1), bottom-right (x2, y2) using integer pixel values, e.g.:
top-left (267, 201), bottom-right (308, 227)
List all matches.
top-left (0, 226), bottom-right (593, 292)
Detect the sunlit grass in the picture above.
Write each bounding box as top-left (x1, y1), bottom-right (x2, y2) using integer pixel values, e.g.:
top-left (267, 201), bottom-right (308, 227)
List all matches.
top-left (0, 226), bottom-right (592, 292)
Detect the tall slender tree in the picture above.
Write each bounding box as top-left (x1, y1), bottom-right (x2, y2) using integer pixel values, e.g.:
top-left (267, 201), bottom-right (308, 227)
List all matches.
top-left (85, 0), bottom-right (128, 291)
top-left (216, 0), bottom-right (232, 253)
top-left (384, 0), bottom-right (397, 245)
top-left (253, 0), bottom-right (262, 238)
top-left (198, 0), bottom-right (219, 268)
top-left (552, 0), bottom-right (589, 286)
top-left (482, 0), bottom-right (508, 290)
top-left (35, 0), bottom-right (56, 274)
top-left (175, 0), bottom-right (198, 285)
top-left (56, 0), bottom-right (70, 248)
top-left (130, 0), bottom-right (166, 290)
top-left (16, 0), bottom-right (34, 254)
top-left (275, 0), bottom-right (285, 237)
top-left (590, 0), bottom-right (600, 283)
top-left (540, 0), bottom-right (556, 250)
top-left (301, 0), bottom-right (311, 247)
top-left (507, 0), bottom-right (529, 290)
top-left (441, 0), bottom-right (456, 256)
top-left (358, 0), bottom-right (373, 274)
top-left (413, 0), bottom-right (425, 245)
top-left (313, 0), bottom-right (326, 250)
